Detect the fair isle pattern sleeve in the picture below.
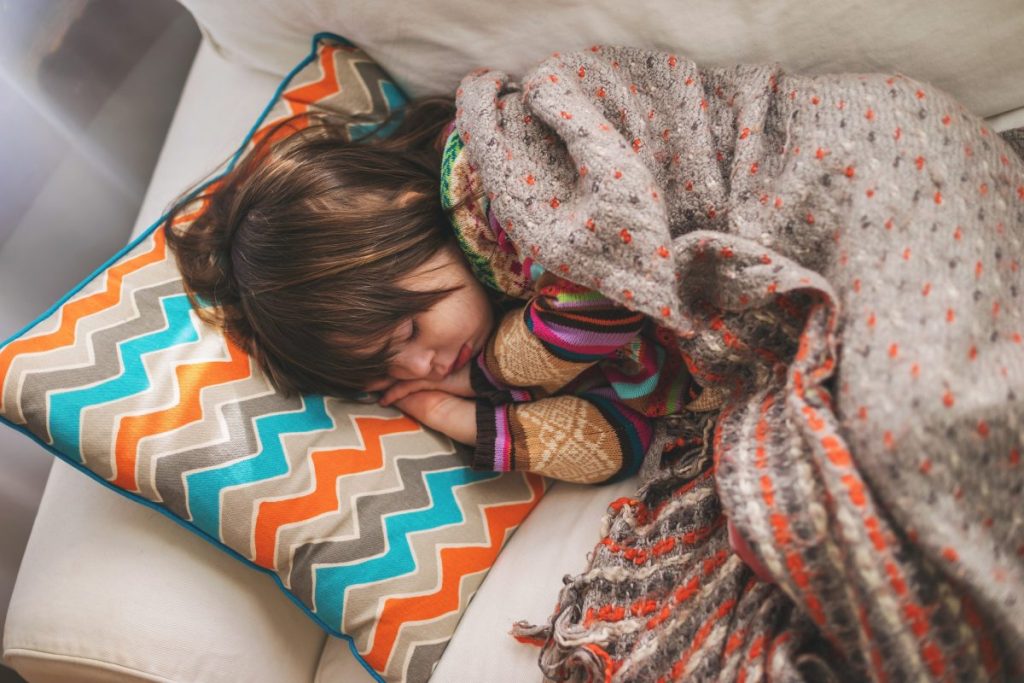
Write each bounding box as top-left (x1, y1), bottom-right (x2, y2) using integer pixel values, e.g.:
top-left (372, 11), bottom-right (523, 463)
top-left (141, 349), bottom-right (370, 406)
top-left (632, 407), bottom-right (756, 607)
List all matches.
top-left (481, 273), bottom-right (647, 394)
top-left (472, 392), bottom-right (652, 484)
top-left (468, 273), bottom-right (655, 484)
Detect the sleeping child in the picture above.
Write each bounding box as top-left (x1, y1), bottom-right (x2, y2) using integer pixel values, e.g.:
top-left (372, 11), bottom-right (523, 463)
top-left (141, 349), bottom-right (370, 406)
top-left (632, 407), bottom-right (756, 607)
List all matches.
top-left (163, 94), bottom-right (765, 579)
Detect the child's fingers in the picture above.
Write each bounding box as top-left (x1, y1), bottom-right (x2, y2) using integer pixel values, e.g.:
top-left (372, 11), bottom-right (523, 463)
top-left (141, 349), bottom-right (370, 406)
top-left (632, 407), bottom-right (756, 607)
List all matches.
top-left (379, 379), bottom-right (432, 406)
top-left (445, 364), bottom-right (475, 397)
top-left (393, 391), bottom-right (476, 445)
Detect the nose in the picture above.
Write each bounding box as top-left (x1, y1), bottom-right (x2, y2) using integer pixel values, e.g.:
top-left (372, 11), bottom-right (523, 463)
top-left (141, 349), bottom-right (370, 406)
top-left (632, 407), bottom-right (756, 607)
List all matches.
top-left (392, 346), bottom-right (436, 380)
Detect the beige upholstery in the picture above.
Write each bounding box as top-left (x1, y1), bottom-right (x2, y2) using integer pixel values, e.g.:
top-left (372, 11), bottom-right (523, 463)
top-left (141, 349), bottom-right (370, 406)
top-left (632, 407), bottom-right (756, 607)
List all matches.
top-left (181, 0), bottom-right (1024, 122)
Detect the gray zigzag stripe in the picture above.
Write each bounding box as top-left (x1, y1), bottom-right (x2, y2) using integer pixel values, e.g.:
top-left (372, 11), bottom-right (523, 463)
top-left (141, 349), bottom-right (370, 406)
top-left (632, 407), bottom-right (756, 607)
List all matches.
top-left (273, 426), bottom-right (452, 580)
top-left (325, 53), bottom-right (385, 118)
top-left (217, 405), bottom-right (380, 554)
top-left (389, 570), bottom-right (482, 682)
top-left (126, 328), bottom-right (258, 503)
top-left (342, 471), bottom-right (533, 641)
top-left (404, 640), bottom-right (449, 683)
top-left (153, 390), bottom-right (305, 521)
top-left (79, 311), bottom-right (222, 484)
top-left (21, 279), bottom-right (185, 465)
top-left (3, 259), bottom-right (179, 426)
top-left (350, 59), bottom-right (396, 117)
top-left (288, 451), bottom-right (464, 607)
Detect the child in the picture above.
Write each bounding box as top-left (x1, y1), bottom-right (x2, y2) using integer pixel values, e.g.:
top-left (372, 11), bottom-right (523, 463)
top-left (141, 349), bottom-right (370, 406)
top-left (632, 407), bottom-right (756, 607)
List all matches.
top-left (164, 94), bottom-right (777, 581)
top-left (164, 96), bottom-right (698, 486)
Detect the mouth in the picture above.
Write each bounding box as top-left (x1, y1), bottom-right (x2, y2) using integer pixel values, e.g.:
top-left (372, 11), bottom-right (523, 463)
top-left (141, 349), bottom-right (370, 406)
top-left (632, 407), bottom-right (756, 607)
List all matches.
top-left (448, 343), bottom-right (474, 376)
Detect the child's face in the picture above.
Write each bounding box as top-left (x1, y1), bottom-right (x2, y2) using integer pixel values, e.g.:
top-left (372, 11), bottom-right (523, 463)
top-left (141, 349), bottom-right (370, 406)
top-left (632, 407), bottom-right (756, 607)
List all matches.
top-left (364, 246), bottom-right (495, 391)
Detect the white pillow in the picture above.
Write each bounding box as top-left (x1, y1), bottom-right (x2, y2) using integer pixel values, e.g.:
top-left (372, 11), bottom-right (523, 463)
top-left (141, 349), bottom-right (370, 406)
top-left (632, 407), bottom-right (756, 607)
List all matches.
top-left (178, 0), bottom-right (1024, 121)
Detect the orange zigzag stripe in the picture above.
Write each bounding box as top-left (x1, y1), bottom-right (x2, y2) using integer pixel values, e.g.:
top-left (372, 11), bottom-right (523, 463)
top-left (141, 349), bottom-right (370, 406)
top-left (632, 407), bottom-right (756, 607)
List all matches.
top-left (0, 226), bottom-right (170, 414)
top-left (252, 414), bottom-right (422, 569)
top-left (111, 335), bottom-right (253, 492)
top-left (284, 44), bottom-right (342, 113)
top-left (251, 44), bottom-right (341, 151)
top-left (364, 473), bottom-right (546, 671)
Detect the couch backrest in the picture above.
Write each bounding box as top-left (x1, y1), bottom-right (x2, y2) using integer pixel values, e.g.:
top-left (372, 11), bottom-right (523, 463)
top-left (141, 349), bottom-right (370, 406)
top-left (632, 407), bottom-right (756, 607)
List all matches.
top-left (178, 0), bottom-right (1024, 121)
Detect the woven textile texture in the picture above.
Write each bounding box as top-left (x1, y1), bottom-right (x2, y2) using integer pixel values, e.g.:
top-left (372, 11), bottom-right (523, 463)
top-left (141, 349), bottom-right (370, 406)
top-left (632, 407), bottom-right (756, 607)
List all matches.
top-left (455, 46), bottom-right (1024, 681)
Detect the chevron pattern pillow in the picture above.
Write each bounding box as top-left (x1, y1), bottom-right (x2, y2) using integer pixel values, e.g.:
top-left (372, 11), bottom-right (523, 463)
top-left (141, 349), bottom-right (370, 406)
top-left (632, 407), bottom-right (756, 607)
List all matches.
top-left (0, 33), bottom-right (545, 683)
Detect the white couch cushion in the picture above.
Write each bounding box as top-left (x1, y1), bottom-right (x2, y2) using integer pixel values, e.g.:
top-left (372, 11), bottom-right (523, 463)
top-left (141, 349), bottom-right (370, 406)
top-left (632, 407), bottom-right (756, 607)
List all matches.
top-left (179, 0), bottom-right (1024, 122)
top-left (3, 459), bottom-right (327, 683)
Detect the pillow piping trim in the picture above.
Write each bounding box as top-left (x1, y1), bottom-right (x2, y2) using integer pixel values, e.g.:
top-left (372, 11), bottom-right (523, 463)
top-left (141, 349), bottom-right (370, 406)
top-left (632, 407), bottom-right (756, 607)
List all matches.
top-left (0, 30), bottom-right (393, 683)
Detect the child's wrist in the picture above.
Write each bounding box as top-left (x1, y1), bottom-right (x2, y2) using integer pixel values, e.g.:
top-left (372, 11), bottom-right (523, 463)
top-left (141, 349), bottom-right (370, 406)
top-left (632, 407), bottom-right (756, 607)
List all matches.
top-left (471, 401), bottom-right (510, 473)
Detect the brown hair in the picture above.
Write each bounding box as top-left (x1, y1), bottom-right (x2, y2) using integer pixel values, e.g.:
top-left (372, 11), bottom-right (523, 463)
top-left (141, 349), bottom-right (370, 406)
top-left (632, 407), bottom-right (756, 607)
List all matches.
top-left (163, 96), bottom-right (474, 398)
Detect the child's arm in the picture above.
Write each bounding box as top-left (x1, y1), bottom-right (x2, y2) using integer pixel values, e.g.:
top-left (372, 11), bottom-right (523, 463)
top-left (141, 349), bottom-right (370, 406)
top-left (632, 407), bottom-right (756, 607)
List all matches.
top-left (473, 390), bottom-right (651, 484)
top-left (392, 274), bottom-right (658, 484)
top-left (473, 272), bottom-right (648, 400)
top-left (392, 389), bottom-right (650, 485)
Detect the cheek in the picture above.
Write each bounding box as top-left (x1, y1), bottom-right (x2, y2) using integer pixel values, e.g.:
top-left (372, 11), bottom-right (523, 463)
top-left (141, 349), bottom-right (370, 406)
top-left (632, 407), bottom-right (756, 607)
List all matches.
top-left (473, 287), bottom-right (495, 333)
top-left (365, 376), bottom-right (397, 392)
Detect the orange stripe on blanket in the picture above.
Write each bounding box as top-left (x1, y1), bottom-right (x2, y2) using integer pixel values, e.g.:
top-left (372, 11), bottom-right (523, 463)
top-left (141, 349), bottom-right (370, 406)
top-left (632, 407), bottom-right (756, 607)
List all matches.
top-left (754, 391), bottom-right (775, 468)
top-left (821, 434), bottom-right (852, 467)
top-left (362, 473), bottom-right (545, 672)
top-left (857, 603), bottom-right (889, 683)
top-left (0, 227), bottom-right (168, 414)
top-left (668, 598), bottom-right (738, 678)
top-left (252, 414), bottom-right (421, 569)
top-left (802, 404), bottom-right (826, 432)
top-left (111, 337), bottom-right (252, 491)
top-left (960, 593), bottom-right (1002, 677)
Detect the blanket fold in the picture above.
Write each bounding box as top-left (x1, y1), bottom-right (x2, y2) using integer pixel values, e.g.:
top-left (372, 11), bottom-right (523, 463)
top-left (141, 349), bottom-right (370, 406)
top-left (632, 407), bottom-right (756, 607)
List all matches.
top-left (455, 46), bottom-right (1024, 681)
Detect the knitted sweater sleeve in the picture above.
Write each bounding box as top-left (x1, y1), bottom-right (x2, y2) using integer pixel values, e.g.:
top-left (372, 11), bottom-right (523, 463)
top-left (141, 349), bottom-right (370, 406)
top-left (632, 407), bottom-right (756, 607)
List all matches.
top-left (475, 272), bottom-right (647, 395)
top-left (468, 273), bottom-right (654, 484)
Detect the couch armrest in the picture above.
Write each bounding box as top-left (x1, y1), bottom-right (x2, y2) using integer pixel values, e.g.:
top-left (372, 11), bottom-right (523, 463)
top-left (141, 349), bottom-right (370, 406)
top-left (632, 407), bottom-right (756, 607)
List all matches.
top-left (2, 460), bottom-right (326, 682)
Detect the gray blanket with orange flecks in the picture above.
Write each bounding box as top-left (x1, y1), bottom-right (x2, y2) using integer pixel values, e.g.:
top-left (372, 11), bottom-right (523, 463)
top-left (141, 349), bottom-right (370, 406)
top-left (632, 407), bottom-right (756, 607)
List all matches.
top-left (454, 46), bottom-right (1024, 681)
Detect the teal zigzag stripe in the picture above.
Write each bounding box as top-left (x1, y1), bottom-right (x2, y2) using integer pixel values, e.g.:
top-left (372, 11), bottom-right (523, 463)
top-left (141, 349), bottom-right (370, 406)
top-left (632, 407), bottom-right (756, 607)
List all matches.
top-left (48, 294), bottom-right (198, 463)
top-left (313, 466), bottom-right (498, 629)
top-left (348, 80), bottom-right (407, 140)
top-left (184, 394), bottom-right (332, 540)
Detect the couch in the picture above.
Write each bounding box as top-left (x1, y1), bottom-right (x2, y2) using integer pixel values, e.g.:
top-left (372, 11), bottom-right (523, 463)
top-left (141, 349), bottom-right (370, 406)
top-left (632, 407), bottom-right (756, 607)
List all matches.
top-left (4, 1), bottom-right (1023, 680)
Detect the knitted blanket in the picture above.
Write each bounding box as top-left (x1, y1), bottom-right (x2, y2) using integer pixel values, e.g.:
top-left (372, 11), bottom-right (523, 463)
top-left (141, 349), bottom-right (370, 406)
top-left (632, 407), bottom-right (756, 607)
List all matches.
top-left (454, 46), bottom-right (1024, 681)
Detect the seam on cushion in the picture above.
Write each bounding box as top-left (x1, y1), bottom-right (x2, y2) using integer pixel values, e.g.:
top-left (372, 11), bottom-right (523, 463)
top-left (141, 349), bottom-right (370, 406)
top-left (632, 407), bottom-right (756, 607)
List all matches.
top-left (987, 104), bottom-right (1024, 132)
top-left (4, 648), bottom-right (177, 683)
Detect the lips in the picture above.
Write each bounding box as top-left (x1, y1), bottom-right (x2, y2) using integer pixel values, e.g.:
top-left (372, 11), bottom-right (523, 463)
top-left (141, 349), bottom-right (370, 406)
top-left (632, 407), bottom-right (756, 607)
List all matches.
top-left (449, 343), bottom-right (474, 375)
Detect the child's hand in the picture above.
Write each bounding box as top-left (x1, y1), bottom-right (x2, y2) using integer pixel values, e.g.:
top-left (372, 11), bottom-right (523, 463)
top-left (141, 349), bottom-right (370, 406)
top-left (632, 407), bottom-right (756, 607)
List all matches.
top-left (392, 391), bottom-right (476, 446)
top-left (378, 364), bottom-right (474, 407)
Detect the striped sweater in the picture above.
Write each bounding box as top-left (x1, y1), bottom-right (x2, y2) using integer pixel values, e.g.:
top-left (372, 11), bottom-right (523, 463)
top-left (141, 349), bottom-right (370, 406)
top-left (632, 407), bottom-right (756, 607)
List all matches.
top-left (440, 122), bottom-right (692, 484)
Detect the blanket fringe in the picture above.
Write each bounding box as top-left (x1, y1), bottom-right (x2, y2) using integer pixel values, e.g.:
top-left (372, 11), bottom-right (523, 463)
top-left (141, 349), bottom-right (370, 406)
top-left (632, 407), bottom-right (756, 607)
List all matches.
top-left (511, 410), bottom-right (834, 682)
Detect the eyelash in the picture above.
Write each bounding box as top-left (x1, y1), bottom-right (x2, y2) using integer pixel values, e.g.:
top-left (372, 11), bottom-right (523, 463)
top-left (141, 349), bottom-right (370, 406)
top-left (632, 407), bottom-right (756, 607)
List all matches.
top-left (408, 320), bottom-right (419, 341)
